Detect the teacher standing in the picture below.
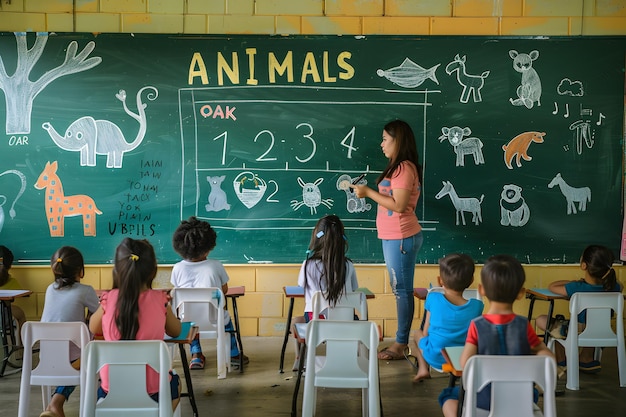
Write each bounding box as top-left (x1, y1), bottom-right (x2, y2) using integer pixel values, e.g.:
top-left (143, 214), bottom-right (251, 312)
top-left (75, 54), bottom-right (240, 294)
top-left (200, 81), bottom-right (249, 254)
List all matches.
top-left (351, 119), bottom-right (423, 360)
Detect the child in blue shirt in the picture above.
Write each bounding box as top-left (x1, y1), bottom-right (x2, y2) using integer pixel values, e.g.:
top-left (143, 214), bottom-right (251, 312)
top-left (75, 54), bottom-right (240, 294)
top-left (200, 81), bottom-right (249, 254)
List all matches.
top-left (536, 244), bottom-right (623, 372)
top-left (413, 253), bottom-right (484, 382)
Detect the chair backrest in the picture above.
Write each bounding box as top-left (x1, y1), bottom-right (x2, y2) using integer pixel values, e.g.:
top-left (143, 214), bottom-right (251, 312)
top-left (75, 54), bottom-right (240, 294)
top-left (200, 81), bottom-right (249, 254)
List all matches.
top-left (429, 286), bottom-right (482, 301)
top-left (81, 340), bottom-right (174, 417)
top-left (18, 321), bottom-right (91, 417)
top-left (462, 355), bottom-right (556, 417)
top-left (170, 287), bottom-right (225, 336)
top-left (311, 291), bottom-right (368, 320)
top-left (567, 292), bottom-right (624, 346)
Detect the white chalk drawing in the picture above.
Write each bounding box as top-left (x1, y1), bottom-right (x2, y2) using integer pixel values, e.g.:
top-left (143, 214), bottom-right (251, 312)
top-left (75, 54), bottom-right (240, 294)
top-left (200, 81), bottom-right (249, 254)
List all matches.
top-left (233, 171), bottom-right (268, 209)
top-left (548, 173), bottom-right (591, 215)
top-left (502, 131), bottom-right (545, 169)
top-left (445, 54), bottom-right (490, 103)
top-left (0, 32), bottom-right (102, 135)
top-left (569, 120), bottom-right (594, 155)
top-left (291, 177), bottom-right (333, 215)
top-left (509, 50), bottom-right (542, 109)
top-left (596, 113), bottom-right (605, 125)
top-left (435, 181), bottom-right (484, 226)
top-left (376, 58), bottom-right (440, 88)
top-left (0, 170), bottom-right (26, 234)
top-left (500, 184), bottom-right (530, 227)
top-left (34, 161), bottom-right (102, 237)
top-left (336, 174), bottom-right (371, 213)
top-left (438, 126), bottom-right (485, 166)
top-left (42, 86), bottom-right (158, 168)
top-left (557, 78), bottom-right (584, 96)
top-left (580, 104), bottom-right (592, 117)
top-left (205, 175), bottom-right (231, 212)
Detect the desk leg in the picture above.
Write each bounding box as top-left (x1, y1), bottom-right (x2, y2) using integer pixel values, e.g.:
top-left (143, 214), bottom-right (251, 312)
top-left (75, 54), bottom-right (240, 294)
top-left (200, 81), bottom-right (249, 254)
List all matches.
top-left (0, 300), bottom-right (19, 377)
top-left (544, 300), bottom-right (555, 344)
top-left (230, 298), bottom-right (244, 373)
top-left (279, 298), bottom-right (295, 373)
top-left (527, 296), bottom-right (536, 322)
top-left (291, 342), bottom-right (307, 417)
top-left (178, 344), bottom-right (199, 417)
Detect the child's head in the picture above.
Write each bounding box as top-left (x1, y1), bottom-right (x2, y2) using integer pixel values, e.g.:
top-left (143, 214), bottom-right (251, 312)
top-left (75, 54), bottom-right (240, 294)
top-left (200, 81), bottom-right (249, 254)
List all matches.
top-left (172, 216), bottom-right (217, 260)
top-left (112, 238), bottom-right (158, 340)
top-left (580, 244), bottom-right (617, 291)
top-left (439, 253), bottom-right (475, 292)
top-left (50, 246), bottom-right (84, 288)
top-left (305, 215), bottom-right (349, 306)
top-left (0, 245), bottom-right (14, 286)
top-left (480, 254), bottom-right (525, 304)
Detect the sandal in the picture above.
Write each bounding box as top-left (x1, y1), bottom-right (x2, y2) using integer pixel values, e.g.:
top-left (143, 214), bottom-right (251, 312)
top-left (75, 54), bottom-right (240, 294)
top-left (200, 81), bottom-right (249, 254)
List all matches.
top-left (189, 354), bottom-right (205, 370)
top-left (377, 348), bottom-right (404, 360)
top-left (231, 354), bottom-right (250, 367)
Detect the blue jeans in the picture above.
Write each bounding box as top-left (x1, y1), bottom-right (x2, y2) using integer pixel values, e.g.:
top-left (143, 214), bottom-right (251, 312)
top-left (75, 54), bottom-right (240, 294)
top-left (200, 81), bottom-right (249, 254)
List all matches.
top-left (190, 320), bottom-right (240, 357)
top-left (382, 232), bottom-right (423, 345)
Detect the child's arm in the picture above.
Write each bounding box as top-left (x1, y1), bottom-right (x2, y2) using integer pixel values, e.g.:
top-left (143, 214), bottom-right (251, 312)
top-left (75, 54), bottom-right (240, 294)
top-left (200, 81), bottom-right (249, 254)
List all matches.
top-left (547, 280), bottom-right (572, 296)
top-left (531, 341), bottom-right (555, 359)
top-left (459, 341), bottom-right (477, 368)
top-left (165, 305), bottom-right (182, 338)
top-left (89, 305), bottom-right (104, 335)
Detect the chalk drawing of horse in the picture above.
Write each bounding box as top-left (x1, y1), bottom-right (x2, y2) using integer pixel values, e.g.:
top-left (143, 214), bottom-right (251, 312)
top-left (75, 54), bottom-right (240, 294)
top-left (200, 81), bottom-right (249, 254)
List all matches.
top-left (435, 180), bottom-right (484, 225)
top-left (548, 173), bottom-right (591, 215)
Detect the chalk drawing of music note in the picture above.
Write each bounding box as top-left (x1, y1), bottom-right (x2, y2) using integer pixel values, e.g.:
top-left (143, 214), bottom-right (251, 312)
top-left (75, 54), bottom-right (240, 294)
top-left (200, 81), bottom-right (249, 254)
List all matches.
top-left (596, 113), bottom-right (605, 126)
top-left (563, 103), bottom-right (569, 118)
top-left (552, 102), bottom-right (558, 115)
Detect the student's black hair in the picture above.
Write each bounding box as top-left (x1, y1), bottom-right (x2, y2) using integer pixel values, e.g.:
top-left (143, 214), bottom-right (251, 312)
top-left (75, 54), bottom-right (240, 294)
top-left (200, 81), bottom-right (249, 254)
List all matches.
top-left (439, 253), bottom-right (475, 292)
top-left (112, 238), bottom-right (157, 340)
top-left (304, 215), bottom-right (350, 307)
top-left (480, 254), bottom-right (525, 304)
top-left (50, 246), bottom-right (84, 289)
top-left (377, 120), bottom-right (423, 185)
top-left (172, 216), bottom-right (217, 260)
top-left (580, 244), bottom-right (618, 291)
top-left (0, 245), bottom-right (14, 287)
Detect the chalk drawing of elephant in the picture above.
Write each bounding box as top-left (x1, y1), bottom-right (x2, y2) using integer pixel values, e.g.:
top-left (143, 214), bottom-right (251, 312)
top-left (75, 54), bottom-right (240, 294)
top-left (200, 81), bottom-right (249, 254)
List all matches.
top-left (41, 86), bottom-right (158, 168)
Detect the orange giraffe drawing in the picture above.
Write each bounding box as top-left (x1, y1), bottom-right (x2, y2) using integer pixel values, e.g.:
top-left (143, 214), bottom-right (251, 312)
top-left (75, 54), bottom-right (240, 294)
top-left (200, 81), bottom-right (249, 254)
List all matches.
top-left (34, 161), bottom-right (102, 237)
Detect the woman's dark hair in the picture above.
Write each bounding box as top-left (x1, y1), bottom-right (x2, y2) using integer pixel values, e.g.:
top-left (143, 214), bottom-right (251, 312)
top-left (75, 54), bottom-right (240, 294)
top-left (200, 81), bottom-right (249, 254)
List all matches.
top-left (377, 120), bottom-right (422, 185)
top-left (172, 216), bottom-right (217, 260)
top-left (50, 246), bottom-right (84, 289)
top-left (480, 254), bottom-right (525, 304)
top-left (304, 215), bottom-right (350, 307)
top-left (581, 244), bottom-right (617, 291)
top-left (0, 245), bottom-right (14, 286)
top-left (112, 238), bottom-right (157, 340)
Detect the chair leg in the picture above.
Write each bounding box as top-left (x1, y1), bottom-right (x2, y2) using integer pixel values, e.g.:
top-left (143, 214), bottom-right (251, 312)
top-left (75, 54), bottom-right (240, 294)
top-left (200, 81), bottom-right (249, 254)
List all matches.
top-left (291, 343), bottom-right (307, 417)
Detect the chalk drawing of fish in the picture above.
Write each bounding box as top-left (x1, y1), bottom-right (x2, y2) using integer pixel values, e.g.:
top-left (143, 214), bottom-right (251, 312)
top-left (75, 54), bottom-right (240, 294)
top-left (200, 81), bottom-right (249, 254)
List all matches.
top-left (377, 58), bottom-right (440, 88)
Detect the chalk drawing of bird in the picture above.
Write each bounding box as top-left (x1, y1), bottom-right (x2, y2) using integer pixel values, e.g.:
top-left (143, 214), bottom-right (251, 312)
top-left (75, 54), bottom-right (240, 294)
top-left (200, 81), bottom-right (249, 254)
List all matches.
top-left (377, 58), bottom-right (440, 88)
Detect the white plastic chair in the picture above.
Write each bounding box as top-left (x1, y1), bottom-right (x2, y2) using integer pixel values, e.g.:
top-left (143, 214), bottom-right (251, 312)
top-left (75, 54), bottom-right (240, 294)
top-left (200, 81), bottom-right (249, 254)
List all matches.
top-left (461, 355), bottom-right (557, 417)
top-left (18, 321), bottom-right (91, 417)
top-left (170, 287), bottom-right (231, 379)
top-left (301, 319), bottom-right (380, 417)
top-left (428, 286), bottom-right (482, 301)
top-left (81, 340), bottom-right (180, 417)
top-left (547, 292), bottom-right (626, 390)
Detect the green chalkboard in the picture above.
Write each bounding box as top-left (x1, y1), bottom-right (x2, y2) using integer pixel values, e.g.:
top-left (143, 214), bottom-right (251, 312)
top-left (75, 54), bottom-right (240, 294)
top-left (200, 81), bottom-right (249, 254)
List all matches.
top-left (0, 33), bottom-right (624, 264)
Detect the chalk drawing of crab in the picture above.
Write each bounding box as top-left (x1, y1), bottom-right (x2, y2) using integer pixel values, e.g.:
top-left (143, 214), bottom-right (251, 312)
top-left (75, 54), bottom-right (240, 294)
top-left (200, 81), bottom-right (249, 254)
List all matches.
top-left (291, 177), bottom-right (333, 215)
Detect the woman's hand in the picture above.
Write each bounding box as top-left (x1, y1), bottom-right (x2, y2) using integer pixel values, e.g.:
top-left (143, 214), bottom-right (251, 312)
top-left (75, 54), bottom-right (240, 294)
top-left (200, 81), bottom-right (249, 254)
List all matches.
top-left (349, 184), bottom-right (369, 199)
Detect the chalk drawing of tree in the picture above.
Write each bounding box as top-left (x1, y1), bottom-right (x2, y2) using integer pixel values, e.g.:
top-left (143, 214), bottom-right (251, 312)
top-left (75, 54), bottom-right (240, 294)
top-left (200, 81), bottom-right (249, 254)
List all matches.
top-left (0, 32), bottom-right (102, 134)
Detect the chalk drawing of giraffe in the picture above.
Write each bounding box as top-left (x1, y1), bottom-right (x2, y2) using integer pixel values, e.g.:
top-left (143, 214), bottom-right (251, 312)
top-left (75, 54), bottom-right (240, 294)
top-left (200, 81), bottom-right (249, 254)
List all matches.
top-left (34, 161), bottom-right (102, 237)
top-left (445, 54), bottom-right (490, 103)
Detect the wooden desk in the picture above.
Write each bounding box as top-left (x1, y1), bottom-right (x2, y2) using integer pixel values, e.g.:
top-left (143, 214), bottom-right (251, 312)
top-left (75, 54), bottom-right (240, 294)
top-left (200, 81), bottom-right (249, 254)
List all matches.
top-left (164, 321), bottom-right (199, 417)
top-left (525, 288), bottom-right (567, 343)
top-left (0, 289), bottom-right (31, 377)
top-left (278, 286), bottom-right (374, 373)
top-left (225, 286), bottom-right (245, 372)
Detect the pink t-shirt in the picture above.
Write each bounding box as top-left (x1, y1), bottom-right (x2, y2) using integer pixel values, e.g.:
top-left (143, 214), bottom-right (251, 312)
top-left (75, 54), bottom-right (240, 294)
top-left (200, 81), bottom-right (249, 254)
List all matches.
top-left (99, 289), bottom-right (168, 395)
top-left (376, 161), bottom-right (421, 239)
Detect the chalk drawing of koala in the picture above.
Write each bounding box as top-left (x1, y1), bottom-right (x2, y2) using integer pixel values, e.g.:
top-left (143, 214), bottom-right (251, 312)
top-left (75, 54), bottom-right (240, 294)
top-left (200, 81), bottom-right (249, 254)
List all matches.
top-left (509, 50), bottom-right (542, 109)
top-left (205, 175), bottom-right (231, 212)
top-left (500, 184), bottom-right (530, 227)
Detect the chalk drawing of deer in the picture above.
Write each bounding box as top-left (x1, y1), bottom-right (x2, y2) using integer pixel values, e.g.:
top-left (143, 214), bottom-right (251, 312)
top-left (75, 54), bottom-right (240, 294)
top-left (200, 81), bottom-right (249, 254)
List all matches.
top-left (548, 173), bottom-right (591, 215)
top-left (34, 161), bottom-right (102, 237)
top-left (445, 54), bottom-right (490, 103)
top-left (435, 181), bottom-right (484, 225)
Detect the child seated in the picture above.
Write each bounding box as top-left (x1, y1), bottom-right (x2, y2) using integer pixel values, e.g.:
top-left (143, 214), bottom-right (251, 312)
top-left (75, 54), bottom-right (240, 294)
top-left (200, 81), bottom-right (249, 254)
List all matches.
top-left (412, 253), bottom-right (484, 382)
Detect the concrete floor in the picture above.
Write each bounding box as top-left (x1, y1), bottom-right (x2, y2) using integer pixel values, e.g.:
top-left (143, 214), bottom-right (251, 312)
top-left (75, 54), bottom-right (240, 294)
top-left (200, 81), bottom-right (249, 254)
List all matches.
top-left (3, 336), bottom-right (626, 416)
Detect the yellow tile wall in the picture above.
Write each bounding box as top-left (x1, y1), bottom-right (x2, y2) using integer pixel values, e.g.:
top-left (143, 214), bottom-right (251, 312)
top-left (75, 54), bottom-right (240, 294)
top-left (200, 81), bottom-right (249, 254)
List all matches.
top-left (10, 263), bottom-right (626, 337)
top-left (0, 0), bottom-right (624, 339)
